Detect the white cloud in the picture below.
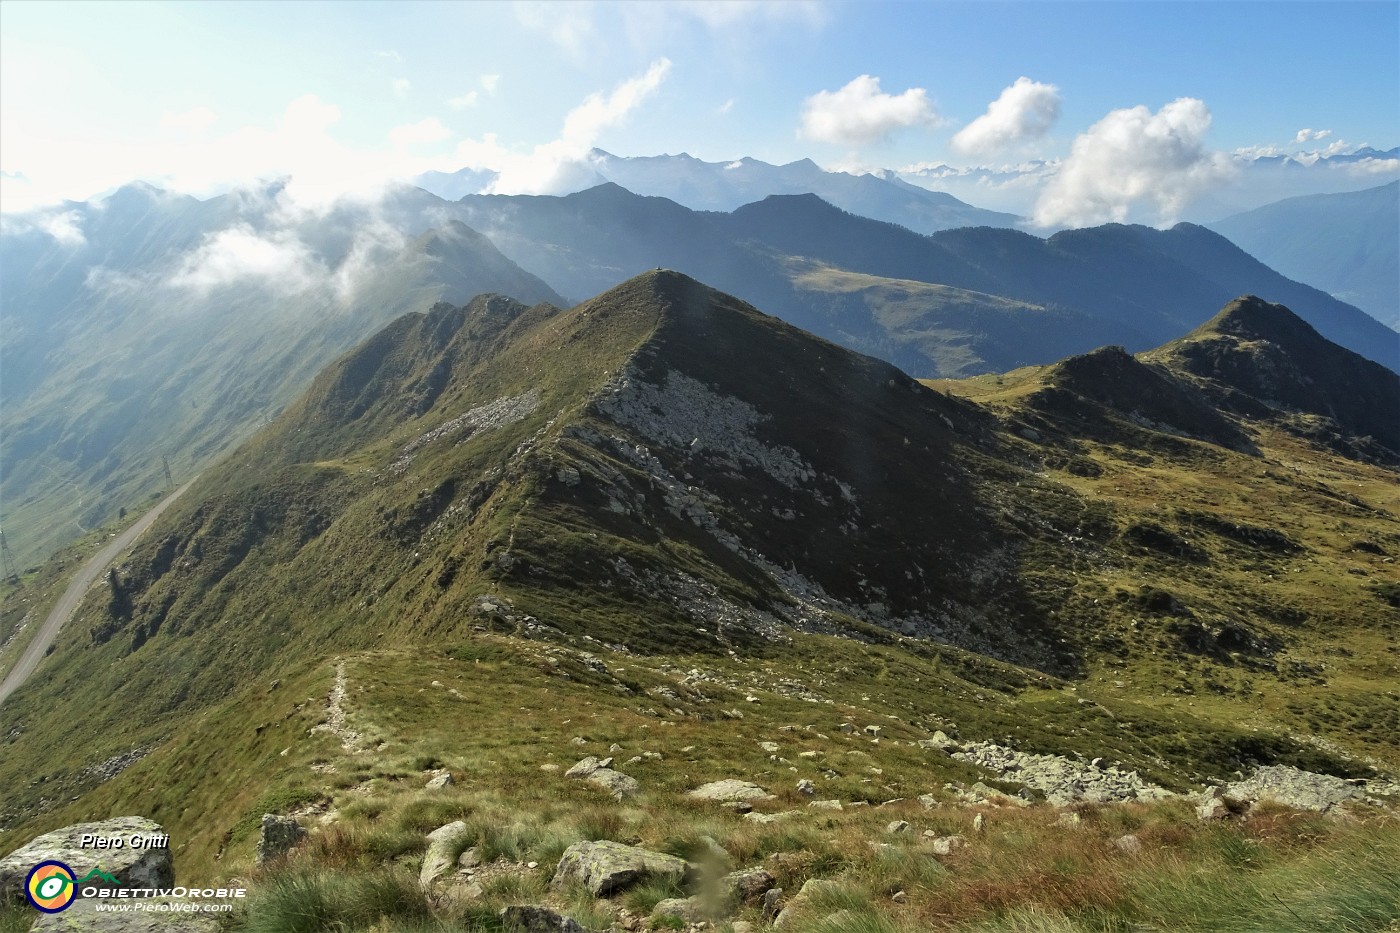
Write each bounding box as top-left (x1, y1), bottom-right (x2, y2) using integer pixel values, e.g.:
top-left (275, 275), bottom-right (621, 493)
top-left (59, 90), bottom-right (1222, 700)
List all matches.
top-left (480, 74), bottom-right (501, 94)
top-left (388, 117), bottom-right (452, 149)
top-left (1, 93), bottom-right (481, 216)
top-left (717, 98), bottom-right (734, 115)
top-left (448, 92), bottom-right (479, 110)
top-left (160, 106), bottom-right (218, 134)
top-left (1233, 144), bottom-right (1286, 160)
top-left (951, 77), bottom-right (1060, 157)
top-left (39, 210), bottom-right (86, 246)
top-left (392, 78), bottom-right (411, 98)
top-left (1032, 97), bottom-right (1234, 228)
top-left (1340, 157), bottom-right (1400, 176)
top-left (375, 49), bottom-right (402, 62)
top-left (799, 75), bottom-right (939, 147)
top-left (1294, 127), bottom-right (1332, 144)
top-left (454, 58), bottom-right (672, 195)
top-left (166, 224), bottom-right (323, 293)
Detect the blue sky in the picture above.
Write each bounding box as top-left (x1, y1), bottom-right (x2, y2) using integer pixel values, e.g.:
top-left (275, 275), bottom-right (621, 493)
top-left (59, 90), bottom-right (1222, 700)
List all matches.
top-left (2, 0), bottom-right (1396, 219)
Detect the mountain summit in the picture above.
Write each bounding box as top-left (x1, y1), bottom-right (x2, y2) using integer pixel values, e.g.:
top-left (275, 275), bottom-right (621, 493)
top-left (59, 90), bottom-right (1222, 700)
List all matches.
top-left (1152, 295), bottom-right (1400, 461)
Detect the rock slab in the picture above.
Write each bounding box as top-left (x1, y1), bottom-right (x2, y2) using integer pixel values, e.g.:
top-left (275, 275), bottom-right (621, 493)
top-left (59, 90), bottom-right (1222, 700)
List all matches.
top-left (551, 840), bottom-right (694, 897)
top-left (420, 820), bottom-right (471, 889)
top-left (687, 780), bottom-right (775, 803)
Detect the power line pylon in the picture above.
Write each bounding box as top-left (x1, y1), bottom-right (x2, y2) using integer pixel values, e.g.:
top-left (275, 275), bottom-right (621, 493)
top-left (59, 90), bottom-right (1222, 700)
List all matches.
top-left (0, 528), bottom-right (20, 585)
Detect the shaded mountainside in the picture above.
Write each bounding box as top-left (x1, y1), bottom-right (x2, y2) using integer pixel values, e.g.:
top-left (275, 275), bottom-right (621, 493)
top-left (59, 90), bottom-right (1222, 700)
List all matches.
top-left (459, 185), bottom-right (1397, 376)
top-left (1, 274), bottom-right (1397, 894)
top-left (0, 185), bottom-right (564, 567)
top-left (1209, 182), bottom-right (1399, 329)
top-left (1027, 345), bottom-right (1257, 454)
top-left (1149, 296), bottom-right (1400, 462)
top-left (726, 195), bottom-right (1398, 372)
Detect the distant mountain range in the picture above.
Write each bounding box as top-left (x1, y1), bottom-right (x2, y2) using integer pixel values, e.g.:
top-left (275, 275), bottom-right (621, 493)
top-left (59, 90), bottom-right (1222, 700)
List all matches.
top-left (456, 183), bottom-right (1396, 374)
top-left (417, 149), bottom-right (1021, 234)
top-left (1208, 182), bottom-right (1399, 330)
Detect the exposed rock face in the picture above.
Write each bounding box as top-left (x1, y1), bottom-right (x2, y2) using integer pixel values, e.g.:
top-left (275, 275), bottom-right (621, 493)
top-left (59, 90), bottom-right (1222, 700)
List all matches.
top-left (952, 741), bottom-right (1173, 805)
top-left (596, 369), bottom-right (818, 491)
top-left (1219, 765), bottom-right (1371, 813)
top-left (254, 814), bottom-right (306, 865)
top-left (0, 818), bottom-right (173, 903)
top-left (687, 780), bottom-right (775, 802)
top-left (550, 840), bottom-right (694, 897)
top-left (420, 821), bottom-right (471, 890)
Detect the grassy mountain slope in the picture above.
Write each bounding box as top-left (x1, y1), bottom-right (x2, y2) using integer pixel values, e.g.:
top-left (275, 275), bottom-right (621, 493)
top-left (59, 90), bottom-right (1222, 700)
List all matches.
top-left (782, 260), bottom-right (1107, 377)
top-left (1209, 182), bottom-right (1399, 329)
top-left (1, 276), bottom-right (1396, 931)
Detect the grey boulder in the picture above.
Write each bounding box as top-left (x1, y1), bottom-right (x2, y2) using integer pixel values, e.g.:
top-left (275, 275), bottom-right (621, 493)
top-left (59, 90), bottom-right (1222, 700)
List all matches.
top-left (550, 840), bottom-right (695, 897)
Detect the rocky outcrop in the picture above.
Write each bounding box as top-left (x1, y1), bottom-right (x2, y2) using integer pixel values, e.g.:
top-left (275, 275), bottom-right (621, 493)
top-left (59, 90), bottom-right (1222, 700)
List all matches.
top-left (721, 867), bottom-right (776, 906)
top-left (952, 741), bottom-right (1172, 805)
top-left (420, 821), bottom-right (471, 889)
top-left (564, 757), bottom-right (640, 800)
top-left (651, 896), bottom-right (711, 925)
top-left (773, 879), bottom-right (843, 929)
top-left (550, 841), bottom-right (694, 897)
top-left (0, 818), bottom-right (173, 903)
top-left (254, 814), bottom-right (306, 865)
top-left (1217, 765), bottom-right (1374, 813)
top-left (687, 780), bottom-right (775, 803)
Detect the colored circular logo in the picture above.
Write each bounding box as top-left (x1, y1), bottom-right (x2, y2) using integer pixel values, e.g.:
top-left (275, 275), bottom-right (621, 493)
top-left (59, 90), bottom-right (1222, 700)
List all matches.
top-left (25, 861), bottom-right (76, 913)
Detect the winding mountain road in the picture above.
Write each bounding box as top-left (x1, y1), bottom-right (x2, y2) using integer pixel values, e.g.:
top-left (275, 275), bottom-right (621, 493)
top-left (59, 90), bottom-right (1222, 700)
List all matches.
top-left (0, 481), bottom-right (195, 707)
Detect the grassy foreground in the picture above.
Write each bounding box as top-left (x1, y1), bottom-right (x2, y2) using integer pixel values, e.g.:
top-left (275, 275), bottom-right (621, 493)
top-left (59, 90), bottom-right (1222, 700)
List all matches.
top-left (4, 633), bottom-right (1395, 932)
